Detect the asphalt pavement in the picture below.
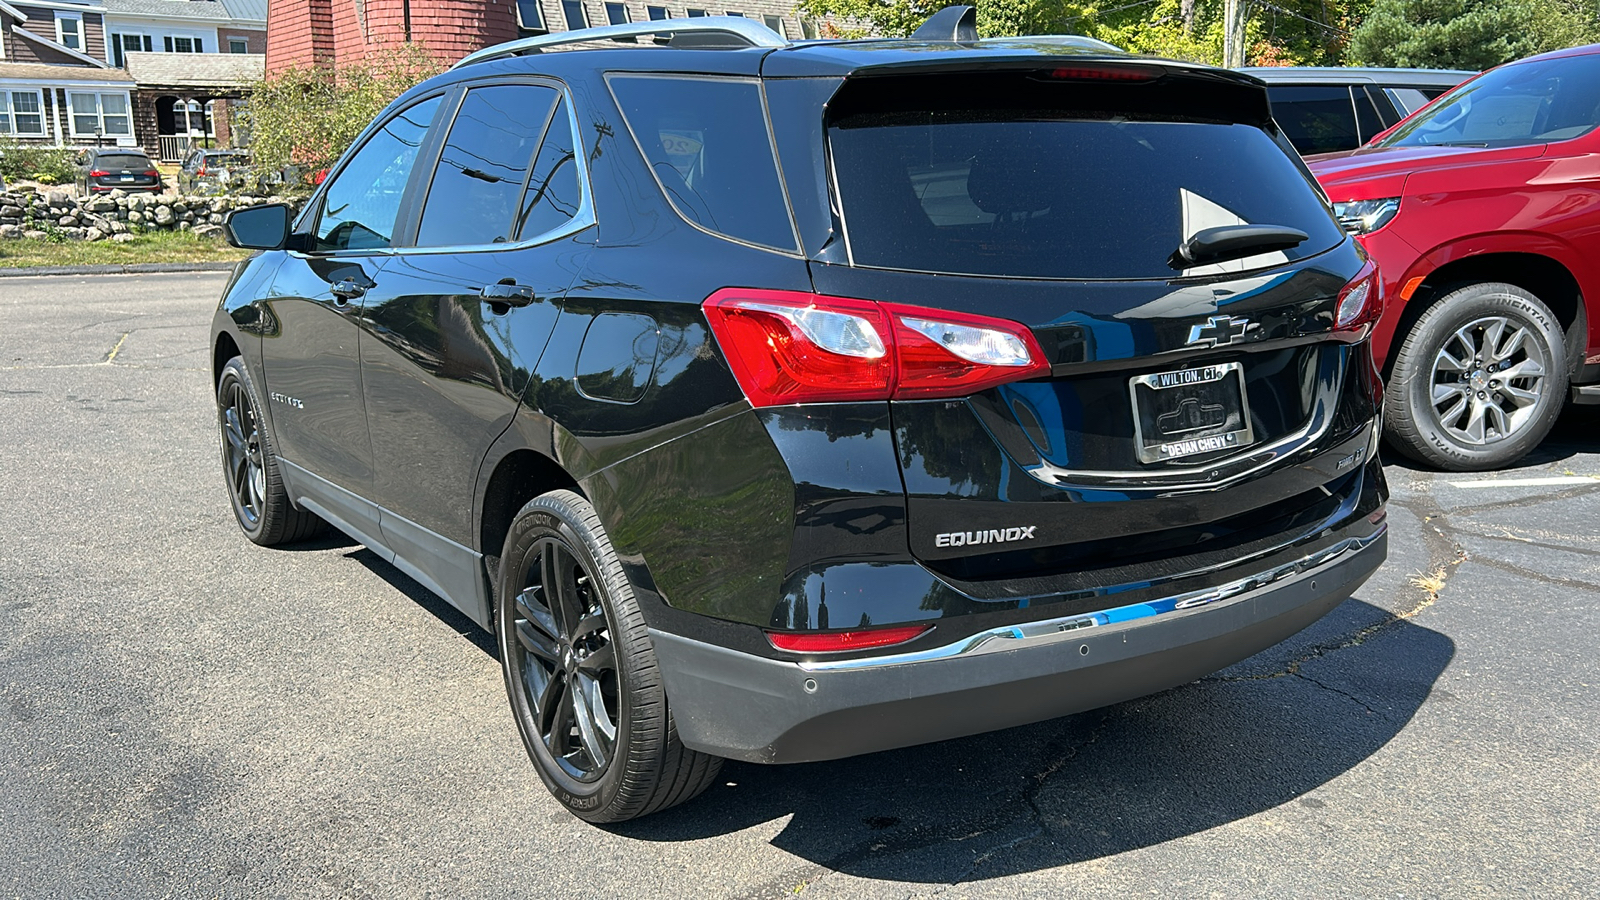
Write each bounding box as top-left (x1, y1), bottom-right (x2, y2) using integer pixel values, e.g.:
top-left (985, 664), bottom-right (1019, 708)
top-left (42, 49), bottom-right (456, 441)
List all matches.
top-left (1, 273), bottom-right (1596, 898)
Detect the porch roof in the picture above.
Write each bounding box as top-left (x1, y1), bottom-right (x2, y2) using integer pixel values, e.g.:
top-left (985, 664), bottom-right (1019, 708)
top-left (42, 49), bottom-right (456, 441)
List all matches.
top-left (0, 61), bottom-right (137, 87)
top-left (124, 51), bottom-right (264, 90)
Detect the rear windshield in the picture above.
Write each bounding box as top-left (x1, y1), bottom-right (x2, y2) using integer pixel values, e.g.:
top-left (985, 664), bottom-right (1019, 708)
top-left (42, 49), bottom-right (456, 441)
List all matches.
top-left (828, 73), bottom-right (1344, 280)
top-left (95, 154), bottom-right (150, 169)
top-left (1376, 54), bottom-right (1600, 149)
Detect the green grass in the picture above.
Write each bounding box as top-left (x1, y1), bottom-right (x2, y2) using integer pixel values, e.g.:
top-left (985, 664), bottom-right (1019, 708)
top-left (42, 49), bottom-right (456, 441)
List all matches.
top-left (0, 229), bottom-right (249, 269)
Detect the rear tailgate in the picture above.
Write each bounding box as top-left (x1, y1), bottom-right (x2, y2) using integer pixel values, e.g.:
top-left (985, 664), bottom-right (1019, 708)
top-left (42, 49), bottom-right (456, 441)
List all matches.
top-left (811, 64), bottom-right (1377, 584)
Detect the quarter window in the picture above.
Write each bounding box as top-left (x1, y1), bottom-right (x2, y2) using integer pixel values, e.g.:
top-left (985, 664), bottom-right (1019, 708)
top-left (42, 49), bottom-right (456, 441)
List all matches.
top-left (609, 75), bottom-right (797, 252)
top-left (314, 96), bottom-right (442, 252)
top-left (514, 96), bottom-right (583, 241)
top-left (0, 91), bottom-right (45, 136)
top-left (68, 92), bottom-right (133, 137)
top-left (416, 84), bottom-right (560, 248)
top-left (1267, 85), bottom-right (1360, 155)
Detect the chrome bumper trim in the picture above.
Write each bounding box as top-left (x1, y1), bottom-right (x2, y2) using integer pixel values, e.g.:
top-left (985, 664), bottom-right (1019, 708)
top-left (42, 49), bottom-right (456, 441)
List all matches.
top-left (798, 526), bottom-right (1385, 673)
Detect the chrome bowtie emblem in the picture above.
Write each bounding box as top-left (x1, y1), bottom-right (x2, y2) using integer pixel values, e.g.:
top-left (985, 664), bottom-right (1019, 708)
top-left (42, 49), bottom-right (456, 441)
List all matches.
top-left (1188, 315), bottom-right (1258, 347)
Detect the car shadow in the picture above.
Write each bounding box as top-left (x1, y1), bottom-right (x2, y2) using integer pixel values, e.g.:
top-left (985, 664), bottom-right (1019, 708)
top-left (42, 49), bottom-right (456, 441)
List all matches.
top-left (343, 547), bottom-right (500, 658)
top-left (607, 598), bottom-right (1452, 883)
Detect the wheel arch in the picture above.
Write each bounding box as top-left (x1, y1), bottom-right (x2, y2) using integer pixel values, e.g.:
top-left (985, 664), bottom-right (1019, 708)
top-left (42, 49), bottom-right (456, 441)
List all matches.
top-left (1385, 247), bottom-right (1587, 381)
top-left (477, 446), bottom-right (583, 605)
top-left (212, 330), bottom-right (242, 387)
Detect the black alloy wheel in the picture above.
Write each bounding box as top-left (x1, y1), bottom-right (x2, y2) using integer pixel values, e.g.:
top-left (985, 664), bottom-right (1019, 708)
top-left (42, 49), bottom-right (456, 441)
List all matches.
top-left (215, 357), bottom-right (325, 545)
top-left (513, 534), bottom-right (620, 782)
top-left (497, 490), bottom-right (721, 822)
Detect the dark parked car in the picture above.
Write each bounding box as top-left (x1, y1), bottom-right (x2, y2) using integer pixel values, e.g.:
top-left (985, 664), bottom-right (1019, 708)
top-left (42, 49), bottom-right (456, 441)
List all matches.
top-left (211, 7), bottom-right (1388, 822)
top-left (76, 147), bottom-right (162, 194)
top-left (1242, 66), bottom-right (1474, 155)
top-left (178, 148), bottom-right (251, 194)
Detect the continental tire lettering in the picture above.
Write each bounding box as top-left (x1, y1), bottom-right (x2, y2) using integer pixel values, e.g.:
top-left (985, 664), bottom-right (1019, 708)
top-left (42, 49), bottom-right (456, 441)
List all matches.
top-left (934, 526), bottom-right (1037, 549)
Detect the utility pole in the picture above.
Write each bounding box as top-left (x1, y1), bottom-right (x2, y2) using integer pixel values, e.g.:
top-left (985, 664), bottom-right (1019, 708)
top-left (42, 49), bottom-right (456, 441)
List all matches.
top-left (1223, 0), bottom-right (1248, 67)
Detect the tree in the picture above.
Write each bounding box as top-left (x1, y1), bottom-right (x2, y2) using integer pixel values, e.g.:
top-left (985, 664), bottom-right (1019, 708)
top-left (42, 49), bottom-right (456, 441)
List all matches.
top-left (1349, 0), bottom-right (1600, 70)
top-left (794, 0), bottom-right (1368, 66)
top-left (242, 43), bottom-right (445, 176)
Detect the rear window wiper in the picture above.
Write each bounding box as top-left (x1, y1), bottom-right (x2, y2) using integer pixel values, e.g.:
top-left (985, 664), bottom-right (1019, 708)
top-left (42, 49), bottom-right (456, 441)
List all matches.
top-left (1169, 224), bottom-right (1308, 270)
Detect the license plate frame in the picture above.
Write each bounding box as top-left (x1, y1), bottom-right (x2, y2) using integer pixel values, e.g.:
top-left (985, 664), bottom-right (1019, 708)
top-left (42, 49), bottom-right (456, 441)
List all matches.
top-left (1128, 361), bottom-right (1255, 464)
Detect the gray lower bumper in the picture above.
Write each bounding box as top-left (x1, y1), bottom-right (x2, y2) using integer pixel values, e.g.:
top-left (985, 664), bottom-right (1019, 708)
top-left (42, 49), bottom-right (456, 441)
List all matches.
top-left (651, 529), bottom-right (1386, 764)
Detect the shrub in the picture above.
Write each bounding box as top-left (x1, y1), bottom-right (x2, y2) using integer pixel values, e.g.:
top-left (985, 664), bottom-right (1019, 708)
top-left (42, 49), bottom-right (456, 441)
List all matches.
top-left (240, 42), bottom-right (446, 176)
top-left (0, 135), bottom-right (77, 185)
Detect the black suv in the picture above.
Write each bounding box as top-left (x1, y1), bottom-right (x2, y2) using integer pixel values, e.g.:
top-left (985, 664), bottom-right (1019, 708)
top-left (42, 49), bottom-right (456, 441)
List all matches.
top-left (76, 147), bottom-right (163, 194)
top-left (212, 7), bottom-right (1388, 823)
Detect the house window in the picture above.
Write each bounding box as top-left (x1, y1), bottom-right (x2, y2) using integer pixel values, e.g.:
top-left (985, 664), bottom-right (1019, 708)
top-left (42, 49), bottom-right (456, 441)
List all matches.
top-left (726, 11), bottom-right (744, 16)
top-left (801, 18), bottom-right (818, 38)
top-left (164, 36), bottom-right (204, 53)
top-left (0, 90), bottom-right (47, 136)
top-left (68, 92), bottom-right (133, 138)
top-left (229, 38), bottom-right (249, 54)
top-left (562, 0), bottom-right (588, 30)
top-left (603, 2), bottom-right (633, 40)
top-left (686, 8), bottom-right (707, 16)
top-left (57, 15), bottom-right (83, 50)
top-left (113, 34), bottom-right (154, 67)
top-left (762, 14), bottom-right (785, 36)
top-left (516, 0), bottom-right (546, 32)
top-left (646, 6), bottom-right (671, 43)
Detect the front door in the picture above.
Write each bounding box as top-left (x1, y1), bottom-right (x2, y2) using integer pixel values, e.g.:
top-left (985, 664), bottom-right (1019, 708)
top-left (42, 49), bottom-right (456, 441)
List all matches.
top-left (259, 92), bottom-right (446, 539)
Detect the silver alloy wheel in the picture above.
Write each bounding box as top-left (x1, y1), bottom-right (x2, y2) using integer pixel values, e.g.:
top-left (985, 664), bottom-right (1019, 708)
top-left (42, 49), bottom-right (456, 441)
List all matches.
top-left (1429, 315), bottom-right (1548, 446)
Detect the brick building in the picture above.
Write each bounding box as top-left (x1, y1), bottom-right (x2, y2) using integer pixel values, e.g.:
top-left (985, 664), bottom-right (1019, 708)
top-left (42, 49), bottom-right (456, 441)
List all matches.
top-left (265, 0), bottom-right (822, 73)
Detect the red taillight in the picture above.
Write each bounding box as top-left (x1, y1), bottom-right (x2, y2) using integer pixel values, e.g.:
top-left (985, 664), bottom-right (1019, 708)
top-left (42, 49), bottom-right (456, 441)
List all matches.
top-left (144, 169), bottom-right (160, 177)
top-left (197, 166), bottom-right (208, 176)
top-left (1047, 65), bottom-right (1159, 82)
top-left (767, 624), bottom-right (932, 653)
top-left (1336, 259), bottom-right (1382, 330)
top-left (89, 169), bottom-right (109, 177)
top-left (703, 288), bottom-right (1050, 407)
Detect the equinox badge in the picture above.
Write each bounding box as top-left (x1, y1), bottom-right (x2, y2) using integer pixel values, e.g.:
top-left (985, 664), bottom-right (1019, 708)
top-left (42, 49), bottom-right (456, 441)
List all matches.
top-left (935, 526), bottom-right (1037, 548)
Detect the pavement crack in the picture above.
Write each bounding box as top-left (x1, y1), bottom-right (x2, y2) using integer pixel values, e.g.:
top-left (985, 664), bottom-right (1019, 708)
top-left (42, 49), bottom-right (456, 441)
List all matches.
top-left (1292, 671), bottom-right (1376, 714)
top-left (1466, 556), bottom-right (1600, 594)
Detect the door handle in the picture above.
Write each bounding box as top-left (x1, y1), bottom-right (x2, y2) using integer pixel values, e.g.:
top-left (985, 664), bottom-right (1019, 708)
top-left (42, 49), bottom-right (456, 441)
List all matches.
top-left (480, 282), bottom-right (537, 308)
top-left (330, 278), bottom-right (369, 302)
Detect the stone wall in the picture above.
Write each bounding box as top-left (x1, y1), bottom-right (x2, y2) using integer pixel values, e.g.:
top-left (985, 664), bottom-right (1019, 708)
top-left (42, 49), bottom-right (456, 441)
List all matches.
top-left (0, 187), bottom-right (295, 243)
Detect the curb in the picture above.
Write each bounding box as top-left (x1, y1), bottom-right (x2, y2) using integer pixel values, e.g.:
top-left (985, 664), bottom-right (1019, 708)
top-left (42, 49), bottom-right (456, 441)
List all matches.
top-left (0, 261), bottom-right (239, 278)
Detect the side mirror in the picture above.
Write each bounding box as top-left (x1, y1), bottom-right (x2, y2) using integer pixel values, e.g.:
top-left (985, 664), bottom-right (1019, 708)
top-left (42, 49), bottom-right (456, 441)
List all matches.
top-left (224, 203), bottom-right (292, 250)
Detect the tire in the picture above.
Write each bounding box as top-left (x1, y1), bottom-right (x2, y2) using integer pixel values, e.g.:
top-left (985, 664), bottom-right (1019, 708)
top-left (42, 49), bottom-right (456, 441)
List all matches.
top-left (1384, 282), bottom-right (1568, 471)
top-left (215, 357), bottom-right (326, 545)
top-left (496, 489), bottom-right (721, 823)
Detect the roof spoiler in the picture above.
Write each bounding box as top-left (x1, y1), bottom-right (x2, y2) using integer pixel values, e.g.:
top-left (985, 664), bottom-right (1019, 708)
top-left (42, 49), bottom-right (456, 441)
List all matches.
top-left (910, 6), bottom-right (978, 42)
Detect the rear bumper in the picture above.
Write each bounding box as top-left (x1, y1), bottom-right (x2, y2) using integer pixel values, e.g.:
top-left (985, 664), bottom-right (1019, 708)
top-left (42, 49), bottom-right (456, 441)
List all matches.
top-left (653, 528), bottom-right (1385, 764)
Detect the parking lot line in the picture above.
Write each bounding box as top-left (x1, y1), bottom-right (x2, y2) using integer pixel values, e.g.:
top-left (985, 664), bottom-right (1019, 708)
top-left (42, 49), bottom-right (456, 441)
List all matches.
top-left (1446, 475), bottom-right (1600, 488)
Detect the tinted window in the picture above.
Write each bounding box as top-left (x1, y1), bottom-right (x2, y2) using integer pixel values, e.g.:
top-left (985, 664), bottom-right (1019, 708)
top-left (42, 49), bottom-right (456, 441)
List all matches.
top-left (515, 96), bottom-right (583, 241)
top-left (316, 95), bottom-right (441, 251)
top-left (1379, 55), bottom-right (1600, 148)
top-left (830, 102), bottom-right (1343, 280)
top-left (417, 84), bottom-right (558, 248)
top-left (1384, 87), bottom-right (1431, 116)
top-left (609, 75), bottom-right (796, 251)
top-left (94, 154), bottom-right (149, 169)
top-left (1353, 87), bottom-right (1386, 142)
top-left (1268, 85), bottom-right (1359, 154)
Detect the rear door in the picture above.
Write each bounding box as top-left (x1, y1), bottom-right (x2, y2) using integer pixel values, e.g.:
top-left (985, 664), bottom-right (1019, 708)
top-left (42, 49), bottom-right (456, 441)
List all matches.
top-left (261, 92), bottom-right (445, 538)
top-left (358, 80), bottom-right (590, 617)
top-left (814, 66), bottom-right (1370, 581)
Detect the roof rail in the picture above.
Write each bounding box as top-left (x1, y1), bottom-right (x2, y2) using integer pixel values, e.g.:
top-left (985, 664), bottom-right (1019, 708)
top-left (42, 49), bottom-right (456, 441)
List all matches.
top-left (453, 16), bottom-right (788, 68)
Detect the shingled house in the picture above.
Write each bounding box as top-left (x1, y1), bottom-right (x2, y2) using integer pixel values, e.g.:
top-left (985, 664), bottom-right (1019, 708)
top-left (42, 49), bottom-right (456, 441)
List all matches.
top-left (0, 0), bottom-right (263, 160)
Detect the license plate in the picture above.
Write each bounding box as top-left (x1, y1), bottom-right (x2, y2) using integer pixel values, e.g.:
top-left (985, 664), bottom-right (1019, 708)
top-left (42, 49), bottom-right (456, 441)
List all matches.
top-left (1128, 362), bottom-right (1255, 464)
top-left (119, 175), bottom-right (134, 182)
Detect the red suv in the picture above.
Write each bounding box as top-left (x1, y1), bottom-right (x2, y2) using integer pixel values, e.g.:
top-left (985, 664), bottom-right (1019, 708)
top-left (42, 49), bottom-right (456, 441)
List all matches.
top-left (1309, 45), bottom-right (1600, 470)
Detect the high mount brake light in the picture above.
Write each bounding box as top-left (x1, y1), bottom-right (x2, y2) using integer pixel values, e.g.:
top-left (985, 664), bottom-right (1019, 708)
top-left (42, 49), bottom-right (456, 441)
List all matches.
top-left (767, 624), bottom-right (932, 653)
top-left (1046, 66), bottom-right (1160, 82)
top-left (703, 289), bottom-right (1050, 406)
top-left (1335, 259), bottom-right (1383, 330)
